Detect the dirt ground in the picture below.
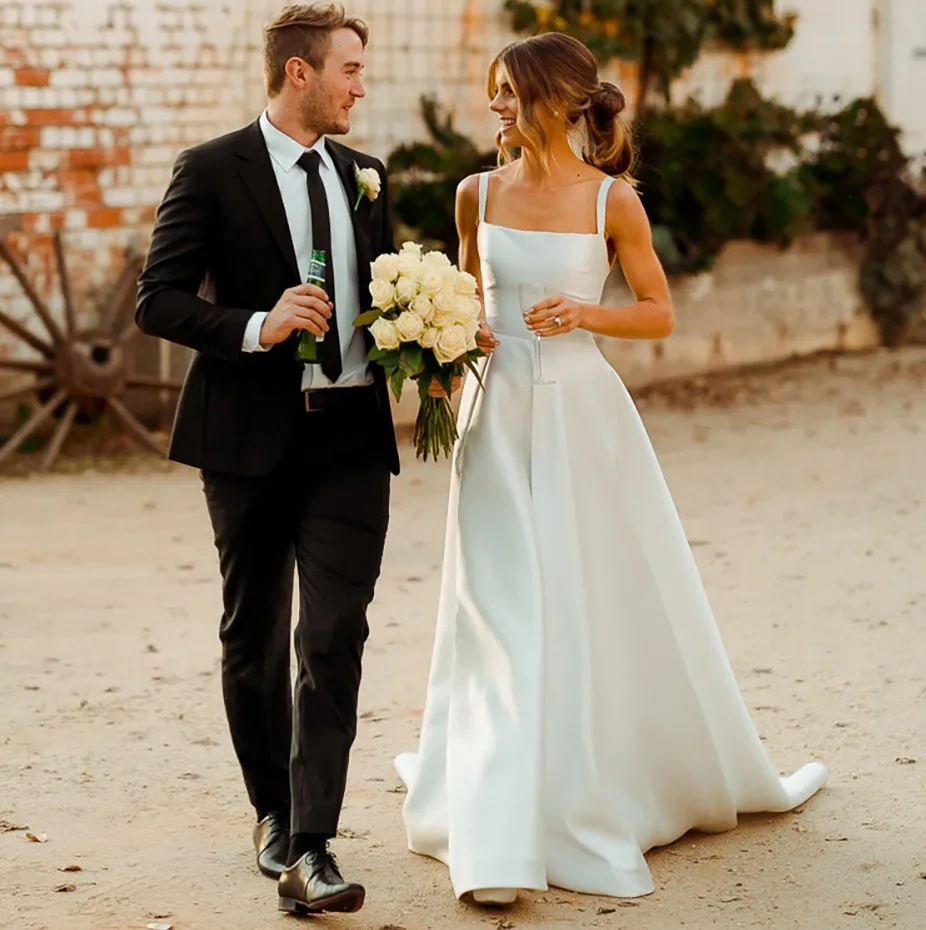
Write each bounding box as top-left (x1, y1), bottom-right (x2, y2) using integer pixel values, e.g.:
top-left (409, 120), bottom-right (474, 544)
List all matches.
top-left (1, 347), bottom-right (925, 930)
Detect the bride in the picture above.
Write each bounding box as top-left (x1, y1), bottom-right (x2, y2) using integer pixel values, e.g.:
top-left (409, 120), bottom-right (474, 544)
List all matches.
top-left (395, 31), bottom-right (827, 907)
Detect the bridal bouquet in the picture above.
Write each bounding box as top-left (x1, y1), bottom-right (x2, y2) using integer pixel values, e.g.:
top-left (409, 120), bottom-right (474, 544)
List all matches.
top-left (354, 241), bottom-right (485, 461)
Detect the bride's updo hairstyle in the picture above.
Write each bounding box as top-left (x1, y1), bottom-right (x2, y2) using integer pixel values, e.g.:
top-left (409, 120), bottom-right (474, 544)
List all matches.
top-left (488, 32), bottom-right (634, 179)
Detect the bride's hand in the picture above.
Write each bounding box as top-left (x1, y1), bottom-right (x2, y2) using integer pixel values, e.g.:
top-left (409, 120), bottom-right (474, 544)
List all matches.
top-left (475, 321), bottom-right (499, 355)
top-left (525, 296), bottom-right (586, 337)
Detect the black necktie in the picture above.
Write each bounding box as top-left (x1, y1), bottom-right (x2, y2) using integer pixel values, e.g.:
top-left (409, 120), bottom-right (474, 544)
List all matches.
top-left (297, 150), bottom-right (342, 383)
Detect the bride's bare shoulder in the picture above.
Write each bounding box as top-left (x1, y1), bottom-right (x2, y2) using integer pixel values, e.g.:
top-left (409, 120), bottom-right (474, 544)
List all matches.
top-left (457, 166), bottom-right (508, 197)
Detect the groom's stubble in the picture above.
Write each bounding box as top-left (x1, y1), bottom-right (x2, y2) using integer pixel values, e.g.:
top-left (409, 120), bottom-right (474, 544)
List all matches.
top-left (295, 27), bottom-right (366, 140)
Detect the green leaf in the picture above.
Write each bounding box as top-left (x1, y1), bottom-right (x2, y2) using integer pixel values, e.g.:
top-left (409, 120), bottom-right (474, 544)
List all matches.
top-left (354, 309), bottom-right (384, 327)
top-left (463, 356), bottom-right (488, 391)
top-left (399, 344), bottom-right (425, 377)
top-left (389, 368), bottom-right (406, 402)
top-left (367, 346), bottom-right (400, 365)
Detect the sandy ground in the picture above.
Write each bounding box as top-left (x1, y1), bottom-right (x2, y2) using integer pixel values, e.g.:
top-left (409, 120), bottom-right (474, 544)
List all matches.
top-left (1, 347), bottom-right (925, 930)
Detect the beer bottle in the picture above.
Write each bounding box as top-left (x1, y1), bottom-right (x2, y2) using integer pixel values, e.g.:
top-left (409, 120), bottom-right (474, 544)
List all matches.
top-left (295, 249), bottom-right (327, 363)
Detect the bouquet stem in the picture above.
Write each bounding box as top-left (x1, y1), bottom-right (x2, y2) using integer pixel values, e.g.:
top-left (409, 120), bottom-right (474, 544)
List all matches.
top-left (414, 394), bottom-right (458, 462)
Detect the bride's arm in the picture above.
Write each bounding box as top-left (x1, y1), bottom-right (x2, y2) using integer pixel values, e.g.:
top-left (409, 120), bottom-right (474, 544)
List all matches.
top-left (455, 175), bottom-right (498, 350)
top-left (526, 179), bottom-right (675, 341)
top-left (455, 175), bottom-right (484, 315)
top-left (427, 177), bottom-right (498, 398)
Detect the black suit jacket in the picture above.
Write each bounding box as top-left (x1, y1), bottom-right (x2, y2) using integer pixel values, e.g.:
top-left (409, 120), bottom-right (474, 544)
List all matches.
top-left (136, 120), bottom-right (400, 477)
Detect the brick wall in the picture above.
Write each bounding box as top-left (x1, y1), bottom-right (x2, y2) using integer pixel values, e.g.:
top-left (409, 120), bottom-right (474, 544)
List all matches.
top-left (0, 0), bottom-right (267, 358)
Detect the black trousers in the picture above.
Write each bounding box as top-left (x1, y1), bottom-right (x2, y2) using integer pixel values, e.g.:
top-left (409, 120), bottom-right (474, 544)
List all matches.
top-left (201, 388), bottom-right (390, 836)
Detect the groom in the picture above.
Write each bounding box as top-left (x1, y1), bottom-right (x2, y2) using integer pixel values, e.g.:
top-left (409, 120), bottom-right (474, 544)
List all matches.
top-left (136, 3), bottom-right (399, 915)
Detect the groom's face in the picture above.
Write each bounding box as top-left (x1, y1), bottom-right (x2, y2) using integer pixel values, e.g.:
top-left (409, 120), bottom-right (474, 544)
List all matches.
top-left (301, 27), bottom-right (366, 137)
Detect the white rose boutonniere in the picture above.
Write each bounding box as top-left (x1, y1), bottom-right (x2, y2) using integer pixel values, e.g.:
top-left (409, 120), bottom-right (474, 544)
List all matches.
top-left (353, 163), bottom-right (381, 210)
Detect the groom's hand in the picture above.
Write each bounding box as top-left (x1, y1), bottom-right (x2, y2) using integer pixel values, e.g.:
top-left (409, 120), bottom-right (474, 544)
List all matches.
top-left (258, 284), bottom-right (333, 347)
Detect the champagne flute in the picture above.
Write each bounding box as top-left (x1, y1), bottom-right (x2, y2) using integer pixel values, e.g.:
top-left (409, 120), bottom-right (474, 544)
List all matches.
top-left (517, 282), bottom-right (552, 384)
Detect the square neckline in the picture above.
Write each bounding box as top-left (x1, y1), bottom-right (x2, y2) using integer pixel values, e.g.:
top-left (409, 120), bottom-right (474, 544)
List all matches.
top-left (478, 171), bottom-right (614, 238)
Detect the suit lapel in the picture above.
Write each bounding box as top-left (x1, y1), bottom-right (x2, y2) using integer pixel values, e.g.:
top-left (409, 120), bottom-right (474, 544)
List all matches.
top-left (235, 121), bottom-right (300, 284)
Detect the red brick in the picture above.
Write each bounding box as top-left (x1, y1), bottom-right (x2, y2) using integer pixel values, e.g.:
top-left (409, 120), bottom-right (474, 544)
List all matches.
top-left (58, 169), bottom-right (101, 206)
top-left (86, 207), bottom-right (123, 228)
top-left (0, 127), bottom-right (41, 150)
top-left (22, 109), bottom-right (84, 126)
top-left (0, 151), bottom-right (30, 171)
top-left (68, 146), bottom-right (132, 169)
top-left (15, 67), bottom-right (51, 87)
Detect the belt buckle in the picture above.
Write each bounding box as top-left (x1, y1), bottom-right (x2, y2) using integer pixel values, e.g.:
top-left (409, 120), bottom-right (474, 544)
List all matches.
top-left (304, 391), bottom-right (321, 413)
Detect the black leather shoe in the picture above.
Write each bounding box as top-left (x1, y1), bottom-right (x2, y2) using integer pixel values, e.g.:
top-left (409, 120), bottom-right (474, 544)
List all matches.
top-left (253, 813), bottom-right (289, 880)
top-left (278, 847), bottom-right (365, 914)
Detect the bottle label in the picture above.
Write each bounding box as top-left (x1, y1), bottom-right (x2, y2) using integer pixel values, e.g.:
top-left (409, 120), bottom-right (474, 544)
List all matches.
top-left (306, 258), bottom-right (325, 287)
top-left (305, 256), bottom-right (327, 344)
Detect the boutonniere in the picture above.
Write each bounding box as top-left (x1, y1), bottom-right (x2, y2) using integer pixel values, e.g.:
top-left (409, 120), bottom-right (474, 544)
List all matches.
top-left (353, 162), bottom-right (381, 210)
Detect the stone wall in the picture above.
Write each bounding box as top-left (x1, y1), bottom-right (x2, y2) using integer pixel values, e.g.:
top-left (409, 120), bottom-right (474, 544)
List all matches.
top-left (599, 233), bottom-right (879, 389)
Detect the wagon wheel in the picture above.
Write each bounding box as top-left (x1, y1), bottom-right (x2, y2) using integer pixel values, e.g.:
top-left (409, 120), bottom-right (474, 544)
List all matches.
top-left (0, 216), bottom-right (181, 471)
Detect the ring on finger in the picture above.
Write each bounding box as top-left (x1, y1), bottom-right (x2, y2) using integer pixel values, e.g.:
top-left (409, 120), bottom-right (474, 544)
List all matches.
top-left (553, 315), bottom-right (562, 327)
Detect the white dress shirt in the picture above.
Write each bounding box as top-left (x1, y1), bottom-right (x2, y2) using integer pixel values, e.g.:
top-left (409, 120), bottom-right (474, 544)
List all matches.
top-left (241, 110), bottom-right (372, 390)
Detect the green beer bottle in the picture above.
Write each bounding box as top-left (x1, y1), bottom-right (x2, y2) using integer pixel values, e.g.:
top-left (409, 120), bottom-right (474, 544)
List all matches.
top-left (295, 249), bottom-right (327, 363)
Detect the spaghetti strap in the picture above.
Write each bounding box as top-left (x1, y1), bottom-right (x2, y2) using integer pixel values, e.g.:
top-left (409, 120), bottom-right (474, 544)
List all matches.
top-left (478, 172), bottom-right (489, 223)
top-left (596, 176), bottom-right (615, 235)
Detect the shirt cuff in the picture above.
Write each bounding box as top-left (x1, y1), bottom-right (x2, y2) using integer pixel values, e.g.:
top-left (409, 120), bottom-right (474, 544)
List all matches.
top-left (242, 311), bottom-right (269, 353)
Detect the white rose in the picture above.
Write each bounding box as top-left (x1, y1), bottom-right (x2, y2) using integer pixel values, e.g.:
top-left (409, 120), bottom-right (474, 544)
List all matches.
top-left (431, 309), bottom-right (456, 329)
top-left (395, 310), bottom-right (424, 342)
top-left (432, 288), bottom-right (457, 315)
top-left (450, 294), bottom-right (478, 323)
top-left (356, 165), bottom-right (382, 200)
top-left (369, 278), bottom-right (395, 309)
top-left (371, 253), bottom-right (400, 282)
top-left (401, 241), bottom-right (423, 258)
top-left (462, 315), bottom-right (479, 351)
top-left (422, 250), bottom-right (452, 269)
top-left (395, 275), bottom-right (418, 305)
top-left (410, 294), bottom-right (435, 323)
top-left (419, 327), bottom-right (440, 349)
top-left (369, 317), bottom-right (400, 351)
top-left (433, 323), bottom-right (468, 364)
top-left (454, 271), bottom-right (478, 297)
top-left (418, 266), bottom-right (445, 296)
top-left (396, 250), bottom-right (421, 278)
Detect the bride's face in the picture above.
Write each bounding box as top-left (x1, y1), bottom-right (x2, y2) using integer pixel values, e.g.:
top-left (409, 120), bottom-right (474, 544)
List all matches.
top-left (490, 61), bottom-right (564, 152)
top-left (489, 63), bottom-right (525, 148)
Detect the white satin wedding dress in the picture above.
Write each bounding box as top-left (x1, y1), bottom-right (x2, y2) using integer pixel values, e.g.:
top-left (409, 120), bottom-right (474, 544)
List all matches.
top-left (394, 172), bottom-right (827, 900)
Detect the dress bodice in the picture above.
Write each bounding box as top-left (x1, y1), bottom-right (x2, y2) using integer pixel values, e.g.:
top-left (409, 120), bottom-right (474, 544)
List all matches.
top-left (475, 171), bottom-right (614, 342)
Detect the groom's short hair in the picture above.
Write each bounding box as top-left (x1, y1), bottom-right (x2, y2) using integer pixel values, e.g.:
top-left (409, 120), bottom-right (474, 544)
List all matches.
top-left (263, 3), bottom-right (369, 96)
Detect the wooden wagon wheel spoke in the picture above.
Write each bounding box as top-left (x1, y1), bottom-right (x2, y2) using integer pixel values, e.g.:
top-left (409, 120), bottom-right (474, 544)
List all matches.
top-left (115, 318), bottom-right (143, 346)
top-left (0, 376), bottom-right (56, 404)
top-left (0, 358), bottom-right (54, 374)
top-left (100, 255), bottom-right (143, 334)
top-left (0, 306), bottom-right (55, 358)
top-left (0, 240), bottom-right (66, 345)
top-left (0, 387), bottom-right (67, 467)
top-left (52, 230), bottom-right (78, 336)
top-left (125, 374), bottom-right (183, 391)
top-left (39, 399), bottom-right (80, 472)
top-left (106, 395), bottom-right (166, 456)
